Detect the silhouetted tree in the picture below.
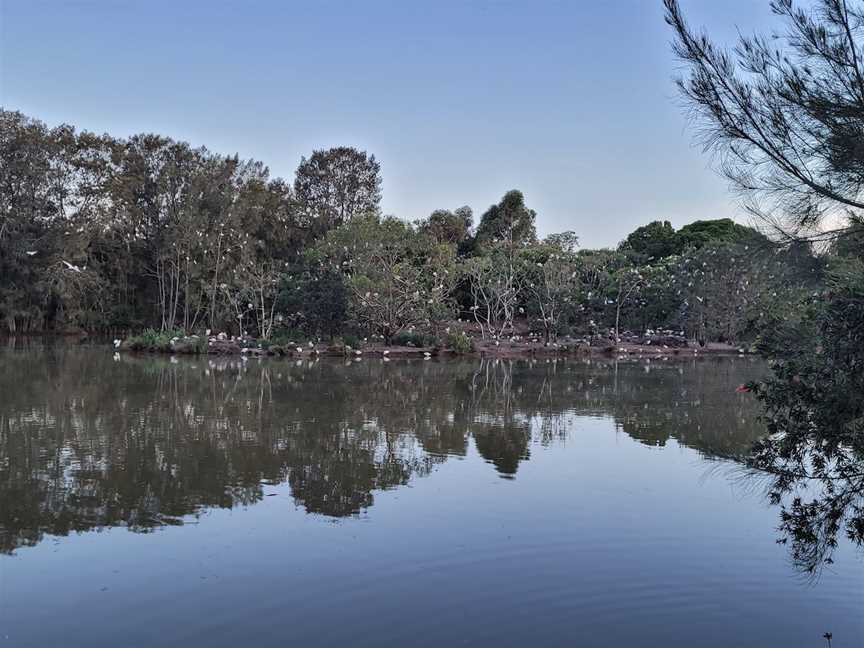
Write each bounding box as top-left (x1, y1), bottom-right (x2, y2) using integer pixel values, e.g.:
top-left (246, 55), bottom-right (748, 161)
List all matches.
top-left (665, 0), bottom-right (864, 242)
top-left (474, 189), bottom-right (537, 250)
top-left (277, 263), bottom-right (348, 340)
top-left (418, 206), bottom-right (473, 246)
top-left (676, 219), bottom-right (766, 251)
top-left (294, 146), bottom-right (382, 236)
top-left (619, 220), bottom-right (680, 261)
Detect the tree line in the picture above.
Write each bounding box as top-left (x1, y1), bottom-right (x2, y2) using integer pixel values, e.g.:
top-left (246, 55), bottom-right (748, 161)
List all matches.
top-left (0, 107), bottom-right (849, 350)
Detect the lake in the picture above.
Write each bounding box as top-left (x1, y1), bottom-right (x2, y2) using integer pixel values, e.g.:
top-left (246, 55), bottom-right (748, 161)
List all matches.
top-left (0, 343), bottom-right (861, 647)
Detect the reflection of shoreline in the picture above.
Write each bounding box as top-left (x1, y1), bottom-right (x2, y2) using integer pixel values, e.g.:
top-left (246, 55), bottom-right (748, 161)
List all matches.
top-left (0, 349), bottom-right (766, 554)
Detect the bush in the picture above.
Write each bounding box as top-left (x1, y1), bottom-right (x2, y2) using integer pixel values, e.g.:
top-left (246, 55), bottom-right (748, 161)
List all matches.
top-left (169, 337), bottom-right (205, 354)
top-left (276, 265), bottom-right (348, 340)
top-left (125, 329), bottom-right (211, 354)
top-left (342, 333), bottom-right (361, 349)
top-left (127, 328), bottom-right (186, 352)
top-left (391, 331), bottom-right (430, 347)
top-left (269, 329), bottom-right (306, 347)
top-left (446, 331), bottom-right (474, 354)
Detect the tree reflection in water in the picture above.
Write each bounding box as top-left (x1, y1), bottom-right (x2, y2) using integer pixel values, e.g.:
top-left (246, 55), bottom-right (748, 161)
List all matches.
top-left (744, 359), bottom-right (864, 578)
top-left (1, 345), bottom-right (858, 576)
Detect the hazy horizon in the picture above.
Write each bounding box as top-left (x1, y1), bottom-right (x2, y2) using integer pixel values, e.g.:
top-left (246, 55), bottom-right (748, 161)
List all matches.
top-left (0, 0), bottom-right (778, 247)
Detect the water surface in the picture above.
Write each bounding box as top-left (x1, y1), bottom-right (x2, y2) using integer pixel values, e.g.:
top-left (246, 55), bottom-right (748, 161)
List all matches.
top-left (0, 344), bottom-right (861, 646)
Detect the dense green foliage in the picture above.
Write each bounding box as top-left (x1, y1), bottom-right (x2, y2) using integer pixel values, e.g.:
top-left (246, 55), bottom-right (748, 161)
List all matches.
top-left (747, 256), bottom-right (864, 573)
top-left (1, 108), bottom-right (829, 347)
top-left (620, 220), bottom-right (679, 262)
top-left (1, 110), bottom-right (312, 333)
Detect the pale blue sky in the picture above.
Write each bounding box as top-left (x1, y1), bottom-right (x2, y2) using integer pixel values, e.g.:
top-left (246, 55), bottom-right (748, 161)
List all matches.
top-left (0, 1), bottom-right (777, 247)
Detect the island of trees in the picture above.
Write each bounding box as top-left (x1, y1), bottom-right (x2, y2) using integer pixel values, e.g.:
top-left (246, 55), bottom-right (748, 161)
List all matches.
top-left (1, 108), bottom-right (849, 358)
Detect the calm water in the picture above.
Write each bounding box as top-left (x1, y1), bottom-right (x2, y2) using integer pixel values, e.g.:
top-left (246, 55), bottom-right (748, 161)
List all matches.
top-left (0, 344), bottom-right (861, 647)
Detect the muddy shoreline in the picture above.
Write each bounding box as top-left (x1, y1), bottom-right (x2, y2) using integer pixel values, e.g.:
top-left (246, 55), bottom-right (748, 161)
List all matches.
top-left (115, 334), bottom-right (751, 359)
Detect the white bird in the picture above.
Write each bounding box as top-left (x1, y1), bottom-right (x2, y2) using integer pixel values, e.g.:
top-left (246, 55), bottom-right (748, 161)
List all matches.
top-left (113, 339), bottom-right (122, 348)
top-left (25, 250), bottom-right (37, 256)
top-left (62, 260), bottom-right (82, 273)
